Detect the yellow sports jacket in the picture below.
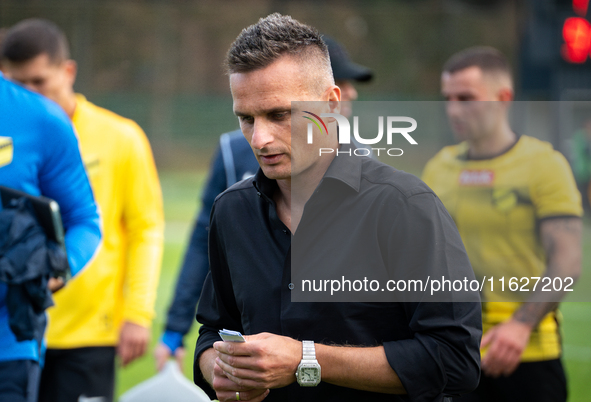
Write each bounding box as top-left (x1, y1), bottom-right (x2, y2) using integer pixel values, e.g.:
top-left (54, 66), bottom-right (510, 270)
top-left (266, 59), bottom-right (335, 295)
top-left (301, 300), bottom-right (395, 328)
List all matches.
top-left (46, 94), bottom-right (164, 348)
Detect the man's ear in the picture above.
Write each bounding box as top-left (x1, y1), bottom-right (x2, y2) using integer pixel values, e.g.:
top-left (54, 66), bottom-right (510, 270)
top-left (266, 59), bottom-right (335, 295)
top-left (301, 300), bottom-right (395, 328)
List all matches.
top-left (64, 59), bottom-right (77, 86)
top-left (327, 85), bottom-right (341, 115)
top-left (497, 87), bottom-right (513, 102)
top-left (328, 84), bottom-right (341, 102)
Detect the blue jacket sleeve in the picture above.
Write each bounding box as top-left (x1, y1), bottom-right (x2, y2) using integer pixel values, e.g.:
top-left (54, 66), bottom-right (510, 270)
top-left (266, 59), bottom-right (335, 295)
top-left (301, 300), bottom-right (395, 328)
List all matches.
top-left (164, 145), bottom-right (228, 336)
top-left (37, 103), bottom-right (101, 276)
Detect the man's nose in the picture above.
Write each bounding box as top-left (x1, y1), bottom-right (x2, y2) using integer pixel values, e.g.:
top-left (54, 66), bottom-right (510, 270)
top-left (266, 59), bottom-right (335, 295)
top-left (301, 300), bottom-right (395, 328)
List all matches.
top-left (250, 119), bottom-right (275, 150)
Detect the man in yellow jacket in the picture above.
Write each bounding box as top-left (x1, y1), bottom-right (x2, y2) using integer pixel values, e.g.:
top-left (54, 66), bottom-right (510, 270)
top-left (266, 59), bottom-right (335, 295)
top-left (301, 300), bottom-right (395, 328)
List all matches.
top-left (422, 47), bottom-right (582, 402)
top-left (1, 19), bottom-right (164, 402)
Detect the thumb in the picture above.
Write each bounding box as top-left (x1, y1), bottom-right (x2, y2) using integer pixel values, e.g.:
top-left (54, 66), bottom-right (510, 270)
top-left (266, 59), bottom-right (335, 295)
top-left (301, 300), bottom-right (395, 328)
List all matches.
top-left (480, 329), bottom-right (494, 349)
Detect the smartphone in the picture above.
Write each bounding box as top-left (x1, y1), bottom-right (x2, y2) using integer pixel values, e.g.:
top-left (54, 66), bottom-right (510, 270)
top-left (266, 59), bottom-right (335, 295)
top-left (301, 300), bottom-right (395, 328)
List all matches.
top-left (218, 329), bottom-right (246, 342)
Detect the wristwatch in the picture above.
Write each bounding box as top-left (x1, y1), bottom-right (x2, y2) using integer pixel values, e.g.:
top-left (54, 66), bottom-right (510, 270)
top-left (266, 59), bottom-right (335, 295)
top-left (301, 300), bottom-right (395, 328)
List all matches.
top-left (295, 340), bottom-right (321, 387)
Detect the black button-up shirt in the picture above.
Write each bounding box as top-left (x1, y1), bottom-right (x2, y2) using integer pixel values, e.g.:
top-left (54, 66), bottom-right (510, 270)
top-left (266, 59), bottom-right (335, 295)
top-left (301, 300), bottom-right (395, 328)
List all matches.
top-left (195, 149), bottom-right (482, 402)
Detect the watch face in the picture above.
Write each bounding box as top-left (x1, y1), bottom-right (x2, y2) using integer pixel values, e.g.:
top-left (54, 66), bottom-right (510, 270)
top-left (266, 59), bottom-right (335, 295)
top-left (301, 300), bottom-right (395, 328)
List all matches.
top-left (302, 367), bottom-right (318, 381)
top-left (297, 362), bottom-right (320, 386)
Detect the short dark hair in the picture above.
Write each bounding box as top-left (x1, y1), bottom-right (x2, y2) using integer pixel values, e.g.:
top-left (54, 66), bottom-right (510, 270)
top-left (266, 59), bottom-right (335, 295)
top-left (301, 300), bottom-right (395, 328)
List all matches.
top-left (225, 13), bottom-right (331, 79)
top-left (0, 18), bottom-right (69, 64)
top-left (442, 46), bottom-right (511, 78)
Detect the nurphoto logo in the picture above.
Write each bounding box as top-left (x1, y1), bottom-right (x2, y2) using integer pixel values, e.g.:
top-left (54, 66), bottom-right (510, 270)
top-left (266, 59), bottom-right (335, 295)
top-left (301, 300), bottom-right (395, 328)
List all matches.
top-left (303, 112), bottom-right (418, 156)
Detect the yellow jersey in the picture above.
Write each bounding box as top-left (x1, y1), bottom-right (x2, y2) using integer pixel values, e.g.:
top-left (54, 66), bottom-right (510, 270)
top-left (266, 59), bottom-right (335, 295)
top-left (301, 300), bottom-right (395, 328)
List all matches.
top-left (46, 94), bottom-right (164, 348)
top-left (422, 135), bottom-right (582, 361)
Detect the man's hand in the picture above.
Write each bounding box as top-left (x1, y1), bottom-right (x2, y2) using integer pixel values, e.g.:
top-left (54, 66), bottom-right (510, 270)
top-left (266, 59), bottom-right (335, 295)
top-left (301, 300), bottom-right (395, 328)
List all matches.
top-left (47, 277), bottom-right (64, 293)
top-left (154, 342), bottom-right (186, 372)
top-left (214, 332), bottom-right (301, 390)
top-left (200, 348), bottom-right (270, 402)
top-left (212, 362), bottom-right (270, 402)
top-left (118, 321), bottom-right (150, 367)
top-left (481, 318), bottom-right (532, 378)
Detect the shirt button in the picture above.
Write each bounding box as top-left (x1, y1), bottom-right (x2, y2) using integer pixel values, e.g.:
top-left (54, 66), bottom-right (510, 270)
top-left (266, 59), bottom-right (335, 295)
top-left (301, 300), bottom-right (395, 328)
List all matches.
top-left (288, 283), bottom-right (295, 290)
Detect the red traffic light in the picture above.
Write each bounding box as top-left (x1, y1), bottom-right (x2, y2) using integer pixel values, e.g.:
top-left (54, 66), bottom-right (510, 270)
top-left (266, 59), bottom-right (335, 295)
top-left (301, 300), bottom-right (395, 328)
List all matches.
top-left (573, 0), bottom-right (590, 17)
top-left (562, 17), bottom-right (591, 63)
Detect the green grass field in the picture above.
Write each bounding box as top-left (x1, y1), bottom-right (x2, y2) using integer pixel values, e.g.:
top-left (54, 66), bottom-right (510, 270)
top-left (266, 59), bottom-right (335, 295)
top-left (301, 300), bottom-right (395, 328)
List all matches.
top-left (115, 170), bottom-right (591, 400)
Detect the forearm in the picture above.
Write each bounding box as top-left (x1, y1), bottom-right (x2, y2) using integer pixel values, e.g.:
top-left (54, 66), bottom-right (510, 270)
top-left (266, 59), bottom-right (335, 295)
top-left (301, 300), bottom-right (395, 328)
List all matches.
top-left (513, 217), bottom-right (582, 328)
top-left (199, 348), bottom-right (217, 387)
top-left (512, 301), bottom-right (558, 329)
top-left (214, 333), bottom-right (408, 394)
top-left (512, 259), bottom-right (571, 328)
top-left (315, 344), bottom-right (406, 394)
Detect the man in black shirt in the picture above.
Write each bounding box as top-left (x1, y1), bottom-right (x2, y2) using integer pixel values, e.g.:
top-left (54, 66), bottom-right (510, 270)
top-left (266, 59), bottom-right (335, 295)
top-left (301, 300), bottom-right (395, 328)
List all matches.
top-left (194, 13), bottom-right (482, 402)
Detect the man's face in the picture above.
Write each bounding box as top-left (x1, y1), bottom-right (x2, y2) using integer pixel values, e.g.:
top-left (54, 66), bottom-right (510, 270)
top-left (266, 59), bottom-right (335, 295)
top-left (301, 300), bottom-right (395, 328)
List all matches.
top-left (441, 66), bottom-right (504, 142)
top-left (230, 56), bottom-right (338, 181)
top-left (2, 53), bottom-right (75, 111)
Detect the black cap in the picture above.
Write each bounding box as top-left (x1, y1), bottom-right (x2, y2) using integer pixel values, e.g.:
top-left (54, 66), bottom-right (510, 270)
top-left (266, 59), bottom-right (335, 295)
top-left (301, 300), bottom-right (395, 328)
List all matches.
top-left (324, 36), bottom-right (373, 82)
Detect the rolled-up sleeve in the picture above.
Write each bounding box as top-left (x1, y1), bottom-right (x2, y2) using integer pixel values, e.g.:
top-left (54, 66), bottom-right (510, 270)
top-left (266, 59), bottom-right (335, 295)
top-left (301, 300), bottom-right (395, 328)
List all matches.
top-left (381, 190), bottom-right (482, 400)
top-left (385, 302), bottom-right (481, 400)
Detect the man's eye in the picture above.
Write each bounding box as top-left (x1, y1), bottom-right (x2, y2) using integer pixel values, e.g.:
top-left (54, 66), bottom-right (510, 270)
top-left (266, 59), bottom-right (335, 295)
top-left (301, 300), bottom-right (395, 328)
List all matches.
top-left (240, 116), bottom-right (254, 124)
top-left (32, 79), bottom-right (45, 87)
top-left (273, 112), bottom-right (288, 120)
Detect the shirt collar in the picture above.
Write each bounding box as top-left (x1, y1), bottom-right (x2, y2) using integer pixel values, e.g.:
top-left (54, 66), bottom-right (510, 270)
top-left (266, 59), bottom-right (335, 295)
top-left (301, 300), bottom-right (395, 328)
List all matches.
top-left (457, 135), bottom-right (522, 161)
top-left (322, 143), bottom-right (362, 193)
top-left (252, 142), bottom-right (363, 202)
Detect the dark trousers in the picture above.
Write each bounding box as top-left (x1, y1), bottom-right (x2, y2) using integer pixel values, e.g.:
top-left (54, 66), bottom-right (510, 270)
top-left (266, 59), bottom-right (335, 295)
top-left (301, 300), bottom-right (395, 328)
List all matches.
top-left (0, 360), bottom-right (39, 402)
top-left (455, 359), bottom-right (567, 402)
top-left (38, 346), bottom-right (115, 402)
